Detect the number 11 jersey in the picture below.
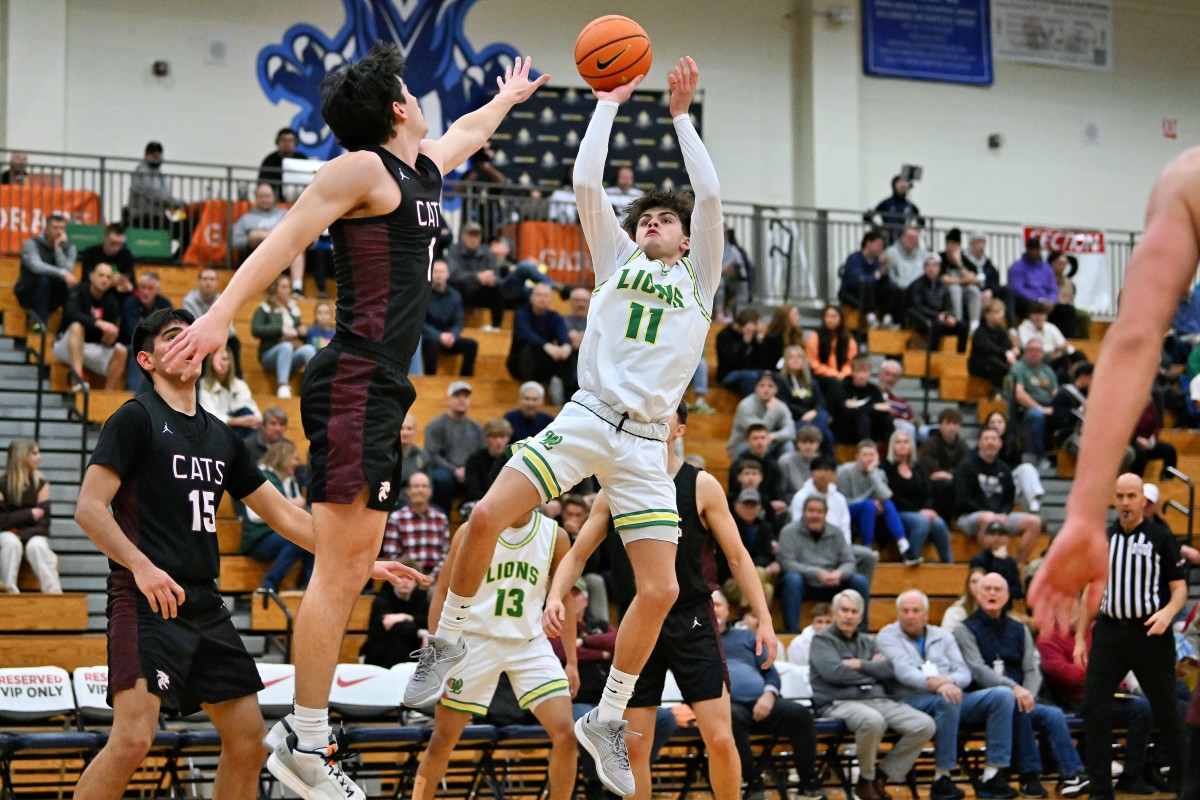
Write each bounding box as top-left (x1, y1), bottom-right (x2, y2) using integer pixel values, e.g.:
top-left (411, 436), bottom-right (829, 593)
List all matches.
top-left (88, 391), bottom-right (265, 582)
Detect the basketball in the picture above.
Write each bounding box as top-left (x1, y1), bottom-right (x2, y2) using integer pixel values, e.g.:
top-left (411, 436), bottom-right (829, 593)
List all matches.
top-left (575, 15), bottom-right (652, 92)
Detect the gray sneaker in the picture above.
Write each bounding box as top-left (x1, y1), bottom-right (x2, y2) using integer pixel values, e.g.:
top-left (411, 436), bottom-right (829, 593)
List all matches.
top-left (403, 635), bottom-right (469, 708)
top-left (266, 730), bottom-right (364, 800)
top-left (574, 708), bottom-right (635, 797)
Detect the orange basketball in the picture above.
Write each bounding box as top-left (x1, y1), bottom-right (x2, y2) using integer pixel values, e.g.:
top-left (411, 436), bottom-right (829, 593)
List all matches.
top-left (575, 15), bottom-right (652, 92)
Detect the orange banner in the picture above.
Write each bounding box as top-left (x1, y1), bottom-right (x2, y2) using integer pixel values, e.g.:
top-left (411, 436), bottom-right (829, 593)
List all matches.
top-left (183, 199), bottom-right (254, 266)
top-left (0, 186), bottom-right (101, 254)
top-left (509, 221), bottom-right (592, 286)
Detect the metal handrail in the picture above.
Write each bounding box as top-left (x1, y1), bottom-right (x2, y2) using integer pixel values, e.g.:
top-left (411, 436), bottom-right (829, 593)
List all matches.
top-left (19, 322), bottom-right (49, 443)
top-left (257, 587), bottom-right (295, 660)
top-left (65, 366), bottom-right (90, 480)
top-left (1163, 466), bottom-right (1194, 549)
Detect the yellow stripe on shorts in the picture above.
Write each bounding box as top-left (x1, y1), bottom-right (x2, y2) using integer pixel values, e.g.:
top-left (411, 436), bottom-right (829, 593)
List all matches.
top-left (612, 508), bottom-right (680, 531)
top-left (518, 678), bottom-right (571, 708)
top-left (441, 697), bottom-right (490, 715)
top-left (522, 448), bottom-right (562, 500)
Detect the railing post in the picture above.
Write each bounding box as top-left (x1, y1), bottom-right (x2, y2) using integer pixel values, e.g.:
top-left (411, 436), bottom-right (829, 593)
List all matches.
top-left (97, 157), bottom-right (107, 223)
top-left (815, 209), bottom-right (830, 304)
top-left (225, 166), bottom-right (235, 269)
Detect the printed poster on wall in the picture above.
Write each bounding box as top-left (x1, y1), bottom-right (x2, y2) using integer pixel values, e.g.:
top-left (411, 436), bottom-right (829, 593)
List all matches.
top-left (862, 0), bottom-right (993, 85)
top-left (1023, 226), bottom-right (1111, 313)
top-left (993, 0), bottom-right (1113, 71)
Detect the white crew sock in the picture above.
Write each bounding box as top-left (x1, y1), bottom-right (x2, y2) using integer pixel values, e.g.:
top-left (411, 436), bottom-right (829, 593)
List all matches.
top-left (596, 667), bottom-right (638, 722)
top-left (292, 703), bottom-right (330, 752)
top-left (435, 591), bottom-right (474, 644)
top-left (935, 770), bottom-right (950, 780)
top-left (983, 767), bottom-right (999, 781)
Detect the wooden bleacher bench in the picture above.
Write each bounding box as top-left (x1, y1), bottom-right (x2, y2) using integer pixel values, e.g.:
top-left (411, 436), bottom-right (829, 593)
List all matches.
top-left (939, 374), bottom-right (993, 403)
top-left (0, 594), bottom-right (89, 632)
top-left (0, 635), bottom-right (108, 670)
top-left (866, 329), bottom-right (912, 356)
top-left (251, 591), bottom-right (372, 632)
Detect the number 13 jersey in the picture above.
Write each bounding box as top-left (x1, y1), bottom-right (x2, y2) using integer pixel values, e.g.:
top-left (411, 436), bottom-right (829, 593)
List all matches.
top-left (464, 510), bottom-right (558, 642)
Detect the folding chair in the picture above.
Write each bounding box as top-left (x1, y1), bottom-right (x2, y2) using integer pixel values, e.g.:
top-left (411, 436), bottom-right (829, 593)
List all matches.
top-left (256, 662), bottom-right (296, 720)
top-left (0, 666), bottom-right (99, 800)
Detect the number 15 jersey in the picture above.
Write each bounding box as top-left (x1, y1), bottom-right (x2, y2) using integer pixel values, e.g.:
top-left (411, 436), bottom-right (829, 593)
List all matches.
top-left (88, 391), bottom-right (265, 583)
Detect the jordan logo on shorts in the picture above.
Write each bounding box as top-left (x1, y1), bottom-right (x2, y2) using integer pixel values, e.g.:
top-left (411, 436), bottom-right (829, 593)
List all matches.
top-left (692, 617), bottom-right (701, 629)
top-left (378, 481), bottom-right (391, 503)
top-left (538, 430), bottom-right (563, 451)
top-left (156, 669), bottom-right (170, 691)
top-left (162, 423), bottom-right (173, 434)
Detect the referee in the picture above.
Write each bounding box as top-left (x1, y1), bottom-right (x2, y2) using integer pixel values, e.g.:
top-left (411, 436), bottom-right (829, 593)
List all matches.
top-left (1075, 473), bottom-right (1186, 799)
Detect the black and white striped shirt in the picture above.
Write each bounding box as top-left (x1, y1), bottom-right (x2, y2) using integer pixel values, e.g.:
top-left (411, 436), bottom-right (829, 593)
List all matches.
top-left (1099, 519), bottom-right (1183, 620)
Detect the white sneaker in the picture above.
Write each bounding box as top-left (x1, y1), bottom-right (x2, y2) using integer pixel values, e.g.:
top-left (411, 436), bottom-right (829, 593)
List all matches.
top-left (277, 384), bottom-right (292, 398)
top-left (1029, 496), bottom-right (1042, 513)
top-left (267, 728), bottom-right (364, 800)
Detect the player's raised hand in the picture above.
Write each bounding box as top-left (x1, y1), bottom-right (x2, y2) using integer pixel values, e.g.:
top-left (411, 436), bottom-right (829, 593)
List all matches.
top-left (372, 560), bottom-right (432, 586)
top-left (593, 73), bottom-right (643, 104)
top-left (495, 56), bottom-right (551, 105)
top-left (668, 57), bottom-right (699, 117)
top-left (134, 562), bottom-right (186, 619)
top-left (542, 597), bottom-right (567, 638)
top-left (1028, 515), bottom-right (1108, 636)
top-left (163, 312), bottom-right (229, 382)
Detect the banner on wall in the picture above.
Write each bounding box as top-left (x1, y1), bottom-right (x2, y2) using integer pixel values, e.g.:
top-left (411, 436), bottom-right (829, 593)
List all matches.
top-left (0, 187), bottom-right (101, 255)
top-left (993, 0), bottom-right (1113, 71)
top-left (1023, 226), bottom-right (1111, 313)
top-left (862, 0), bottom-right (993, 85)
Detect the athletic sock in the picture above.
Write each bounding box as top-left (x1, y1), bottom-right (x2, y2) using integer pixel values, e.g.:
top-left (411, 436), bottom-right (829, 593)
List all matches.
top-left (983, 767), bottom-right (999, 781)
top-left (435, 591), bottom-right (474, 644)
top-left (897, 537), bottom-right (911, 554)
top-left (292, 703), bottom-right (331, 752)
top-left (936, 770), bottom-right (950, 780)
top-left (596, 667), bottom-right (638, 722)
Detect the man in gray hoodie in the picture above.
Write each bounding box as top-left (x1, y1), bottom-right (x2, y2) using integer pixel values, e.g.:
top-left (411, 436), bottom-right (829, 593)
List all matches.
top-left (810, 589), bottom-right (935, 800)
top-left (776, 496), bottom-right (871, 633)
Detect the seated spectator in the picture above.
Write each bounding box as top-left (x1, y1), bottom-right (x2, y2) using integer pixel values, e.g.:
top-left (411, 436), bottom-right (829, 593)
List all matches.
top-left (396, 414), bottom-right (432, 509)
top-left (790, 456), bottom-right (879, 591)
top-left (423, 259), bottom-right (477, 376)
top-left (547, 165), bottom-right (578, 225)
top-left (1010, 339), bottom-right (1058, 472)
top-left (361, 559), bottom-right (429, 668)
top-left (257, 127), bottom-right (306, 202)
top-left (761, 304), bottom-right (805, 369)
top-left (837, 441), bottom-right (915, 563)
top-left (306, 301), bottom-right (335, 350)
top-left (1049, 363), bottom-right (1092, 454)
top-left (939, 566), bottom-right (985, 633)
top-left (963, 232), bottom-right (1008, 320)
top-left (715, 591), bottom-right (825, 800)
top-left (447, 222), bottom-right (556, 330)
top-left (835, 356), bottom-right (894, 446)
top-left (126, 141), bottom-right (191, 254)
top-left (882, 429), bottom-right (952, 564)
top-left (120, 271), bottom-right (173, 391)
top-left (719, 487), bottom-right (778, 608)
top-left (728, 458), bottom-right (783, 531)
top-left (776, 346), bottom-right (834, 454)
top-left (954, 573), bottom-right (1091, 798)
top-left (1166, 284), bottom-right (1200, 365)
top-left (885, 225), bottom-right (930, 291)
top-left (779, 425), bottom-right (824, 498)
top-left (1007, 237), bottom-right (1057, 319)
top-left (564, 286), bottom-right (589, 384)
top-left (52, 262), bottom-right (127, 392)
top-left (785, 601), bottom-right (832, 666)
top-left (728, 371), bottom-right (795, 459)
top-left (506, 283), bottom-right (573, 401)
top-left (246, 406), bottom-right (291, 465)
top-left (380, 472), bottom-right (450, 581)
top-left (239, 441), bottom-right (312, 592)
top-left (15, 214), bottom-right (77, 330)
top-left (425, 381), bottom-right (484, 514)
top-left (907, 255), bottom-right (967, 353)
top-left (1130, 397), bottom-right (1178, 480)
top-left (734, 426), bottom-right (789, 516)
top-left (717, 227), bottom-right (752, 323)
top-left (838, 229), bottom-right (901, 329)
top-left (875, 359), bottom-right (921, 445)
top-left (969, 299), bottom-right (1020, 393)
top-left (79, 223), bottom-right (135, 294)
top-left (805, 305), bottom-right (857, 409)
top-left (504, 381), bottom-right (554, 444)
top-left (810, 589), bottom-right (936, 800)
top-left (1017, 301), bottom-right (1076, 375)
top-left (198, 346), bottom-right (261, 439)
top-left (0, 440), bottom-right (60, 594)
top-left (461, 418), bottom-right (513, 512)
top-left (877, 589), bottom-right (1018, 800)
top-left (251, 277), bottom-right (315, 398)
top-left (938, 228), bottom-right (982, 330)
top-left (777, 497), bottom-right (872, 632)
top-left (1046, 252), bottom-right (1090, 340)
top-left (233, 182), bottom-right (307, 294)
top-left (0, 151), bottom-right (28, 185)
top-left (716, 308), bottom-right (770, 397)
top-left (969, 521), bottom-right (1024, 602)
top-left (605, 164), bottom-right (642, 211)
top-left (183, 268), bottom-right (242, 377)
top-left (919, 408), bottom-right (970, 523)
top-left (952, 429), bottom-right (1043, 563)
top-left (982, 411), bottom-right (1047, 513)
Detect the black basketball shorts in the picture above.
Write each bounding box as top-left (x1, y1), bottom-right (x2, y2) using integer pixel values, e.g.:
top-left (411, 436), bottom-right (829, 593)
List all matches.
top-left (629, 598), bottom-right (729, 708)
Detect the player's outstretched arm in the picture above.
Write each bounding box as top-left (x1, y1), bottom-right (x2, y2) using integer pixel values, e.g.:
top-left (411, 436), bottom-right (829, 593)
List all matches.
top-left (427, 523), bottom-right (468, 634)
top-left (698, 471), bottom-right (778, 667)
top-left (547, 526), bottom-right (579, 695)
top-left (542, 491), bottom-right (610, 638)
top-left (425, 56), bottom-right (550, 175)
top-left (76, 464), bottom-right (186, 619)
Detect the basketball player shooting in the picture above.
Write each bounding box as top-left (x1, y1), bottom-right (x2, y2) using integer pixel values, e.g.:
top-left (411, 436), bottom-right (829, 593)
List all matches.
top-left (403, 57), bottom-right (722, 798)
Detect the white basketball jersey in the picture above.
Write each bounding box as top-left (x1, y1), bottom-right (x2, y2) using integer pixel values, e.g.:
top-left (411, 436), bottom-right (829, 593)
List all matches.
top-left (464, 511), bottom-right (558, 641)
top-left (577, 250), bottom-right (713, 424)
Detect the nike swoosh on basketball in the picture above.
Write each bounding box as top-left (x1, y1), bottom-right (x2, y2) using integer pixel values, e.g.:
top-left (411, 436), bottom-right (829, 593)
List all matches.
top-left (596, 46), bottom-right (630, 71)
top-left (335, 675), bottom-right (374, 688)
top-left (261, 676), bottom-right (292, 688)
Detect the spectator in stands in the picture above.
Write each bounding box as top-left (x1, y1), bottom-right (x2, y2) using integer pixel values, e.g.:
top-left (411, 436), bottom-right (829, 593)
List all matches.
top-left (919, 407), bottom-right (969, 523)
top-left (805, 305), bottom-right (857, 409)
top-left (885, 225), bottom-right (930, 292)
top-left (605, 164), bottom-right (642, 210)
top-left (251, 277), bottom-right (315, 399)
top-left (198, 346), bottom-right (260, 439)
top-left (938, 229), bottom-right (982, 330)
top-left (246, 406), bottom-right (291, 465)
top-left (425, 381), bottom-right (485, 514)
top-left (557, 494), bottom-right (611, 621)
top-left (762, 304), bottom-right (805, 368)
top-left (1007, 237), bottom-right (1057, 319)
top-left (970, 521), bottom-right (1024, 602)
top-left (15, 213), bottom-right (77, 330)
top-left (838, 230), bottom-right (900, 330)
top-left (714, 590), bottom-right (826, 800)
top-left (983, 411), bottom-right (1048, 513)
top-left (233, 182), bottom-right (307, 295)
top-left (461, 418), bottom-right (513, 513)
top-left (727, 456), bottom-right (784, 533)
top-left (716, 308), bottom-right (770, 397)
top-left (907, 255), bottom-right (967, 353)
top-left (877, 589), bottom-right (1019, 800)
top-left (1130, 396), bottom-right (1178, 479)
top-left (126, 141), bottom-right (191, 254)
top-left (506, 282), bottom-right (573, 401)
top-left (1009, 339), bottom-right (1058, 473)
top-left (718, 227), bottom-right (752, 323)
top-left (0, 439), bottom-right (59, 594)
top-left (381, 471), bottom-right (451, 581)
top-left (52, 262), bottom-right (127, 392)
top-left (939, 566), bottom-right (985, 633)
top-left (422, 259), bottom-right (477, 376)
top-left (361, 557), bottom-right (429, 668)
top-left (1047, 252), bottom-right (1090, 340)
top-left (1048, 363), bottom-right (1091, 454)
top-left (448, 221), bottom-right (504, 330)
top-left (882, 429), bottom-right (952, 564)
top-left (0, 151), bottom-right (28, 185)
top-left (963, 232), bottom-right (1007, 314)
top-left (719, 487), bottom-right (779, 609)
top-left (785, 601), bottom-right (832, 666)
top-left (120, 272), bottom-right (173, 392)
top-left (790, 455), bottom-right (880, 590)
top-left (737, 426), bottom-right (789, 515)
top-left (837, 440), bottom-right (915, 563)
top-left (564, 286), bottom-right (589, 352)
top-left (969, 299), bottom-right (1020, 394)
top-left (183, 267), bottom-right (241, 377)
top-left (780, 425), bottom-right (824, 498)
top-left (306, 301), bottom-right (335, 350)
top-left (777, 497), bottom-right (872, 632)
top-left (1017, 300), bottom-right (1074, 369)
top-left (1166, 284), bottom-right (1200, 365)
top-left (835, 356), bottom-right (894, 446)
top-left (239, 440), bottom-right (312, 592)
top-left (79, 223), bottom-right (135, 294)
top-left (776, 347), bottom-right (834, 455)
top-left (257, 127), bottom-right (306, 202)
top-left (953, 429), bottom-right (1043, 563)
top-left (728, 371), bottom-right (795, 459)
top-left (395, 414), bottom-right (432, 509)
top-left (875, 359), bottom-right (919, 444)
top-left (865, 174), bottom-right (922, 244)
top-left (954, 573), bottom-right (1091, 799)
top-left (505, 381), bottom-right (554, 444)
top-left (547, 164), bottom-right (578, 225)
top-left (811, 588), bottom-right (936, 800)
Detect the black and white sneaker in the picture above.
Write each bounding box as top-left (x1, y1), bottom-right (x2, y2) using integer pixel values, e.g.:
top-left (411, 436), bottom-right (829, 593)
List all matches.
top-left (1057, 772), bottom-right (1090, 798)
top-left (266, 729), bottom-right (363, 800)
